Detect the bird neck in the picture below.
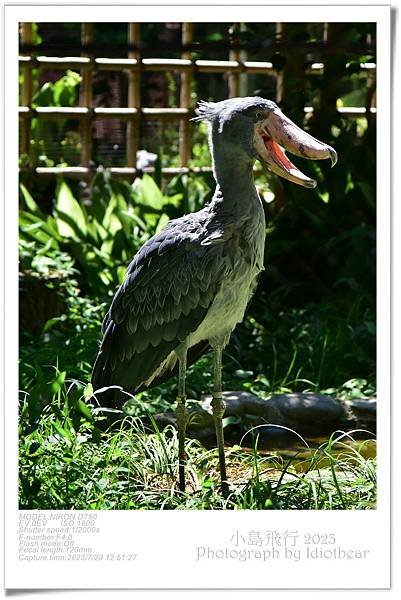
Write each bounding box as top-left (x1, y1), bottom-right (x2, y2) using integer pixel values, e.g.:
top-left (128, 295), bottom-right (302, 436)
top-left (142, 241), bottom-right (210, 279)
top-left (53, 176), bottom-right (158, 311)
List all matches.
top-left (210, 142), bottom-right (259, 216)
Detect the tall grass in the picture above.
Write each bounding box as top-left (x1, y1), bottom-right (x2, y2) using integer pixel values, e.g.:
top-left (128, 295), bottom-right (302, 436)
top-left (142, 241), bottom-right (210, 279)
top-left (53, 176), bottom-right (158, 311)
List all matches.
top-left (19, 378), bottom-right (376, 510)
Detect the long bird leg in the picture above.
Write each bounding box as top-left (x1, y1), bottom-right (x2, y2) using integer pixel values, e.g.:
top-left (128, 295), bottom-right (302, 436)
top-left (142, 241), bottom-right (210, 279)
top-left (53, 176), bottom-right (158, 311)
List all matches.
top-left (211, 344), bottom-right (228, 492)
top-left (176, 353), bottom-right (188, 492)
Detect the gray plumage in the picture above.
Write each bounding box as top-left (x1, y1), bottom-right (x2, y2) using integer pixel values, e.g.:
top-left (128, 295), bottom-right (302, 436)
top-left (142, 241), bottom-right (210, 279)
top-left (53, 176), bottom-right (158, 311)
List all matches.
top-left (92, 183), bottom-right (265, 398)
top-left (91, 96), bottom-right (336, 490)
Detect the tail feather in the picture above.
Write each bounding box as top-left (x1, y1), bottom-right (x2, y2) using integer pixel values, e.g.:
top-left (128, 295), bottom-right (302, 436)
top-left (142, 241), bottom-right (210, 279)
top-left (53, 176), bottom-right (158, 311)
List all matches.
top-left (91, 339), bottom-right (210, 408)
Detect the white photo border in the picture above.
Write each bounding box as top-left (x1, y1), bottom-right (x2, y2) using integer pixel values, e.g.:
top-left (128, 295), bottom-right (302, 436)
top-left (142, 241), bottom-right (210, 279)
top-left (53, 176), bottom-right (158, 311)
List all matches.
top-left (3, 3), bottom-right (391, 590)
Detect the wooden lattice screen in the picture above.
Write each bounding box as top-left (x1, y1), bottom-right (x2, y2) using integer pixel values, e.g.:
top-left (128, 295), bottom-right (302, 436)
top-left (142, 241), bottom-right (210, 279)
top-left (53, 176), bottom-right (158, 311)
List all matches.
top-left (19, 22), bottom-right (376, 181)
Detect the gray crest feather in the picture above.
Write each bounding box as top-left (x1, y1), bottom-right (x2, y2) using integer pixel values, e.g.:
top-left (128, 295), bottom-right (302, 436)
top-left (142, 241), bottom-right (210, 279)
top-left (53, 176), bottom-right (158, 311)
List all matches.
top-left (192, 100), bottom-right (219, 122)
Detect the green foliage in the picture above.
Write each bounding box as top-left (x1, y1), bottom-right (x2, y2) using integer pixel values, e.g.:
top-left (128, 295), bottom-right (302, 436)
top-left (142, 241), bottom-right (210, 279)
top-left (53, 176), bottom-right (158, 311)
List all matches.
top-left (32, 70), bottom-right (82, 108)
top-left (19, 159), bottom-right (375, 411)
top-left (19, 237), bottom-right (105, 396)
top-left (18, 20), bottom-right (376, 508)
top-left (18, 171), bottom-right (189, 402)
top-left (19, 381), bottom-right (376, 510)
top-left (19, 171), bottom-right (184, 296)
top-left (22, 70), bottom-right (83, 168)
top-left (230, 298), bottom-right (375, 394)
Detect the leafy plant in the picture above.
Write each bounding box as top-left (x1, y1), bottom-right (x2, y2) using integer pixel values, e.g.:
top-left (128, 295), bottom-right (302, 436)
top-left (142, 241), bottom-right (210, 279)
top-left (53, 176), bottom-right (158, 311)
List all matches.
top-left (19, 236), bottom-right (105, 393)
top-left (19, 171), bottom-right (184, 295)
top-left (22, 70), bottom-right (83, 168)
top-left (32, 70), bottom-right (82, 108)
top-left (19, 378), bottom-right (376, 510)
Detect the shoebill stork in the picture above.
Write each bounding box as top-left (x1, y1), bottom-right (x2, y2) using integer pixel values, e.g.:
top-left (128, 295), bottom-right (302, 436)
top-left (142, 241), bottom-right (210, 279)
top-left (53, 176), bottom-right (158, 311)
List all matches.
top-left (92, 96), bottom-right (337, 492)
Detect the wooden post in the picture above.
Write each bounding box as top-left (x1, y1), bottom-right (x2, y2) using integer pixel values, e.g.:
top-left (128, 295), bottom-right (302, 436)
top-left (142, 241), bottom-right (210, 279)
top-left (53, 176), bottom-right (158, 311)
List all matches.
top-left (79, 23), bottom-right (93, 171)
top-left (127, 23), bottom-right (141, 170)
top-left (239, 23), bottom-right (248, 97)
top-left (311, 23), bottom-right (344, 139)
top-left (179, 22), bottom-right (193, 168)
top-left (366, 65), bottom-right (376, 132)
top-left (275, 22), bottom-right (284, 104)
top-left (20, 23), bottom-right (33, 161)
top-left (228, 23), bottom-right (240, 98)
top-left (274, 23), bottom-right (306, 123)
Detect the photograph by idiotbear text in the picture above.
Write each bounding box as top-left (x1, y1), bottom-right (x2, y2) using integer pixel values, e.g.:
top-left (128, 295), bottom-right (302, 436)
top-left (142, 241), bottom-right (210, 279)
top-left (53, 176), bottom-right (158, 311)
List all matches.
top-left (18, 20), bottom-right (377, 511)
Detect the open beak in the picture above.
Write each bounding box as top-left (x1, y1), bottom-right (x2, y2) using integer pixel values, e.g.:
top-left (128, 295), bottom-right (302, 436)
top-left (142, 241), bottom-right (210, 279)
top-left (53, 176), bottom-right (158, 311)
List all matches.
top-left (254, 107), bottom-right (337, 188)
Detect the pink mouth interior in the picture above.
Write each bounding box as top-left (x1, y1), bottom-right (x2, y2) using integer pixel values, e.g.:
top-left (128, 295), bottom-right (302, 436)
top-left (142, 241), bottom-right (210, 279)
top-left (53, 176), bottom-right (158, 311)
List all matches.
top-left (262, 131), bottom-right (295, 172)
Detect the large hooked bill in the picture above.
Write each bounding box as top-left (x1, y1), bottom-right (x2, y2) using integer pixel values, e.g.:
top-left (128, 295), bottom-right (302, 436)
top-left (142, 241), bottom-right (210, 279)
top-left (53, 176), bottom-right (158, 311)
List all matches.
top-left (254, 107), bottom-right (337, 188)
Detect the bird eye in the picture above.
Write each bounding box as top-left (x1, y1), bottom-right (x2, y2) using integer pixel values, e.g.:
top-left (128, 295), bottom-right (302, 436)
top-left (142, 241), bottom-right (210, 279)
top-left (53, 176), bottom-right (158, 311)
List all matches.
top-left (255, 110), bottom-right (264, 121)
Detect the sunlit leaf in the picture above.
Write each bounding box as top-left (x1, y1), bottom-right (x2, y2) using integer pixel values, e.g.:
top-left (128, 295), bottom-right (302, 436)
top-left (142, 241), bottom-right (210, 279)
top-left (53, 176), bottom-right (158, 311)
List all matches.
top-left (55, 181), bottom-right (88, 238)
top-left (117, 265), bottom-right (127, 283)
top-left (53, 421), bottom-right (71, 440)
top-left (20, 183), bottom-right (42, 215)
top-left (155, 213), bottom-right (170, 234)
top-left (76, 399), bottom-right (93, 422)
top-left (84, 383), bottom-right (94, 400)
top-left (50, 370), bottom-right (66, 393)
top-left (133, 173), bottom-right (164, 210)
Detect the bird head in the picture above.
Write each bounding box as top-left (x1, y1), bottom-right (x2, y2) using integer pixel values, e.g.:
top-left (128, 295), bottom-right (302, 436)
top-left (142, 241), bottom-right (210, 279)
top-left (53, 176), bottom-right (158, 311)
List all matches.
top-left (193, 96), bottom-right (337, 188)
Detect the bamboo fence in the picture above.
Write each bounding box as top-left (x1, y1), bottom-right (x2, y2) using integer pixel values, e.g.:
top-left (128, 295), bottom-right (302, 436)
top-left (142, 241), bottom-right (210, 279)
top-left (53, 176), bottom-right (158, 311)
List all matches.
top-left (19, 22), bottom-right (376, 180)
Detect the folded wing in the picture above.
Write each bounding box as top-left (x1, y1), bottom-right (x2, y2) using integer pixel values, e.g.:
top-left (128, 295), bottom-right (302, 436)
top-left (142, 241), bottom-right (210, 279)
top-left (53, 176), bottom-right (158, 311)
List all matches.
top-left (91, 216), bottom-right (224, 405)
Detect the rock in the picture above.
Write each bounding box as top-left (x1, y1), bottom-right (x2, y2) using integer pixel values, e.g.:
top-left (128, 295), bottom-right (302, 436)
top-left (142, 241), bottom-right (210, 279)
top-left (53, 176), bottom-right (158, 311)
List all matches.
top-left (201, 390), bottom-right (346, 427)
top-left (186, 403), bottom-right (215, 439)
top-left (119, 390), bottom-right (376, 448)
top-left (153, 411), bottom-right (177, 429)
top-left (344, 398), bottom-right (376, 431)
top-left (271, 393), bottom-right (346, 423)
top-left (245, 425), bottom-right (299, 450)
top-left (345, 398), bottom-right (376, 414)
top-left (196, 390), bottom-right (374, 443)
top-left (201, 390), bottom-right (280, 419)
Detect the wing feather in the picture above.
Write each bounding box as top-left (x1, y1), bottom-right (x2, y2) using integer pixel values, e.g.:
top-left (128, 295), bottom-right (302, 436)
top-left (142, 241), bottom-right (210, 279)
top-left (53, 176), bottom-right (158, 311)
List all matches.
top-left (91, 214), bottom-right (224, 406)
